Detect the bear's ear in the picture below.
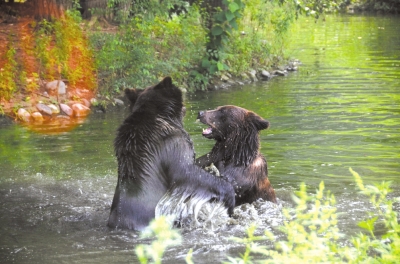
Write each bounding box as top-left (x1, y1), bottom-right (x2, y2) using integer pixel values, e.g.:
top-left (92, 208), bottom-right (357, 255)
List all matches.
top-left (154, 76), bottom-right (173, 90)
top-left (124, 88), bottom-right (142, 105)
top-left (247, 112), bottom-right (270, 130)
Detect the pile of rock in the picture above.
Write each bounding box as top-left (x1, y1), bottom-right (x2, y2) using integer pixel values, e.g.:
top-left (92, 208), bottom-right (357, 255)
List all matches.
top-left (210, 59), bottom-right (301, 90)
top-left (17, 101), bottom-right (91, 123)
top-left (16, 80), bottom-right (95, 123)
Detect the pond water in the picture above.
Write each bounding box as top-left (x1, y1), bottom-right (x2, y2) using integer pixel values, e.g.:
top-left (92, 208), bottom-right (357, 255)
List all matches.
top-left (1, 14), bottom-right (400, 263)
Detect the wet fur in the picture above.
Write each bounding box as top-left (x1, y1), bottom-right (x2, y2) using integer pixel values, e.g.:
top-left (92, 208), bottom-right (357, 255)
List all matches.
top-left (196, 105), bottom-right (277, 205)
top-left (108, 77), bottom-right (235, 230)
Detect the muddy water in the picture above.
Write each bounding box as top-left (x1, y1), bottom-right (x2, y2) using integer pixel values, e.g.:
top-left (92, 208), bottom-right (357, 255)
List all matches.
top-left (1, 14), bottom-right (400, 263)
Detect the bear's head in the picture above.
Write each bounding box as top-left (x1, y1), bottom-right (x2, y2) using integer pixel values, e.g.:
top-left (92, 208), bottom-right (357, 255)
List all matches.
top-left (124, 77), bottom-right (185, 120)
top-left (197, 105), bottom-right (270, 165)
top-left (197, 105), bottom-right (270, 141)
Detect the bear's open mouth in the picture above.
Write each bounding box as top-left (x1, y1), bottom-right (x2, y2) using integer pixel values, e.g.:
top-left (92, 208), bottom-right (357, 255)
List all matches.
top-left (202, 127), bottom-right (213, 135)
top-left (197, 117), bottom-right (215, 138)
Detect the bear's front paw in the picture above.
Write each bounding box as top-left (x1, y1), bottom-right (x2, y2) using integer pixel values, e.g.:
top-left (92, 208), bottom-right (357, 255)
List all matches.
top-left (204, 163), bottom-right (220, 177)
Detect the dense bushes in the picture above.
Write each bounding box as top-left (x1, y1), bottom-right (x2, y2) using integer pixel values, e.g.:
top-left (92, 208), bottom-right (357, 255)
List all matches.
top-left (0, 9), bottom-right (96, 102)
top-left (91, 4), bottom-right (207, 94)
top-left (90, 0), bottom-right (294, 93)
top-left (34, 11), bottom-right (96, 89)
top-left (356, 0), bottom-right (400, 13)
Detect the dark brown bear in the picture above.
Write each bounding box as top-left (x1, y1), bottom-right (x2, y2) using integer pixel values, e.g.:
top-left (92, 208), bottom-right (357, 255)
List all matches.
top-left (108, 77), bottom-right (235, 230)
top-left (196, 105), bottom-right (277, 205)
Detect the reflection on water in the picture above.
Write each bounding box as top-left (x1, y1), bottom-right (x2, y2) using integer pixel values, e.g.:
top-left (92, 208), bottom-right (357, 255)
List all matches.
top-left (1, 14), bottom-right (400, 263)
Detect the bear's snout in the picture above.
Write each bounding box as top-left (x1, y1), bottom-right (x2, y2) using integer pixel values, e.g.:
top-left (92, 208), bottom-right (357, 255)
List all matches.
top-left (197, 111), bottom-right (205, 119)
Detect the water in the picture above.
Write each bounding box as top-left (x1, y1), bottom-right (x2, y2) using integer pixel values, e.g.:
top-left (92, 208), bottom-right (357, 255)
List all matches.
top-left (1, 14), bottom-right (400, 263)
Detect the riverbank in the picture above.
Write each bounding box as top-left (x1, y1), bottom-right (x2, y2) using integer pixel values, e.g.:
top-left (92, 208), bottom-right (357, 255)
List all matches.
top-left (0, 57), bottom-right (300, 131)
top-left (0, 2), bottom-right (302, 129)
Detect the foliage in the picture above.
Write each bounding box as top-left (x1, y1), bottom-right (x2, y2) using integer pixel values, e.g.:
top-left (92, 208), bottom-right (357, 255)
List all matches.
top-left (90, 4), bottom-right (207, 94)
top-left (0, 44), bottom-right (18, 100)
top-left (201, 0), bottom-right (245, 75)
top-left (135, 216), bottom-right (183, 264)
top-left (97, 0), bottom-right (188, 23)
top-left (355, 0), bottom-right (400, 12)
top-left (227, 181), bottom-right (343, 264)
top-left (227, 169), bottom-right (400, 263)
top-left (88, 0), bottom-right (349, 93)
top-left (34, 10), bottom-right (96, 89)
top-left (226, 0), bottom-right (297, 74)
top-left (0, 8), bottom-right (95, 101)
top-left (292, 0), bottom-right (343, 19)
top-left (347, 168), bottom-right (400, 263)
top-left (133, 169), bottom-right (400, 263)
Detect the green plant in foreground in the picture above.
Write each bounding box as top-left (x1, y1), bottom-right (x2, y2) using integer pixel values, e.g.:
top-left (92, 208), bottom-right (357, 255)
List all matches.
top-left (346, 168), bottom-right (400, 263)
top-left (135, 169), bottom-right (400, 263)
top-left (135, 216), bottom-right (182, 264)
top-left (229, 169), bottom-right (400, 264)
top-left (227, 181), bottom-right (343, 264)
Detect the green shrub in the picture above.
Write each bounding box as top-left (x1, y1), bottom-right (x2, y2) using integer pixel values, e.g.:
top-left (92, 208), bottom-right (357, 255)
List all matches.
top-left (0, 44), bottom-right (18, 100)
top-left (226, 0), bottom-right (297, 74)
top-left (34, 11), bottom-right (96, 90)
top-left (135, 216), bottom-right (182, 264)
top-left (91, 4), bottom-right (207, 94)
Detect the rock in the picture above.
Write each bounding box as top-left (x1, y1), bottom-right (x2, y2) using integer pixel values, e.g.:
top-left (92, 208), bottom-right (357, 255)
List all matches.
top-left (60, 103), bottom-right (74, 117)
top-left (17, 108), bottom-right (31, 122)
top-left (241, 72), bottom-right (250, 80)
top-left (90, 98), bottom-right (98, 106)
top-left (248, 69), bottom-right (258, 82)
top-left (45, 80), bottom-right (66, 95)
top-left (31, 112), bottom-right (44, 121)
top-left (48, 104), bottom-right (60, 114)
top-left (66, 101), bottom-right (81, 107)
top-left (56, 115), bottom-right (70, 120)
top-left (260, 70), bottom-right (271, 80)
top-left (221, 74), bottom-right (230, 82)
top-left (36, 103), bottom-right (53, 116)
top-left (273, 70), bottom-right (286, 76)
top-left (114, 98), bottom-right (124, 106)
top-left (287, 66), bottom-right (298, 71)
top-left (81, 98), bottom-right (91, 108)
top-left (72, 103), bottom-right (90, 117)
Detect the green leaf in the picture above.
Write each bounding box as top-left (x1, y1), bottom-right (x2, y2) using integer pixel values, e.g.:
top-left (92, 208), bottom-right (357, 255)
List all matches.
top-left (229, 2), bottom-right (239, 13)
top-left (229, 19), bottom-right (238, 30)
top-left (225, 11), bottom-right (235, 22)
top-left (214, 12), bottom-right (225, 23)
top-left (201, 58), bottom-right (211, 68)
top-left (358, 217), bottom-right (378, 232)
top-left (211, 26), bottom-right (224, 36)
top-left (217, 62), bottom-right (224, 71)
top-left (209, 64), bottom-right (218, 74)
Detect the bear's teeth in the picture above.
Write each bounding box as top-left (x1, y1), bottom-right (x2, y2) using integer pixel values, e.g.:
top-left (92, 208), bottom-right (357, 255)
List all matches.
top-left (202, 127), bottom-right (213, 135)
top-left (195, 119), bottom-right (200, 123)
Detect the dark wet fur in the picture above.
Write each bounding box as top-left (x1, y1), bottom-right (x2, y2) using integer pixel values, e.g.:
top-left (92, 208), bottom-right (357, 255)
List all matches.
top-left (196, 105), bottom-right (277, 205)
top-left (108, 77), bottom-right (235, 230)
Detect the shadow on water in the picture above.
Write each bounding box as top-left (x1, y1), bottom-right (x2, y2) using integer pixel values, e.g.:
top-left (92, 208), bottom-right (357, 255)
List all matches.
top-left (1, 14), bottom-right (400, 263)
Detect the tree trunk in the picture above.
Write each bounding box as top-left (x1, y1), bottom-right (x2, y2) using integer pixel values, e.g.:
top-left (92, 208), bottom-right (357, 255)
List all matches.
top-left (29, 0), bottom-right (72, 20)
